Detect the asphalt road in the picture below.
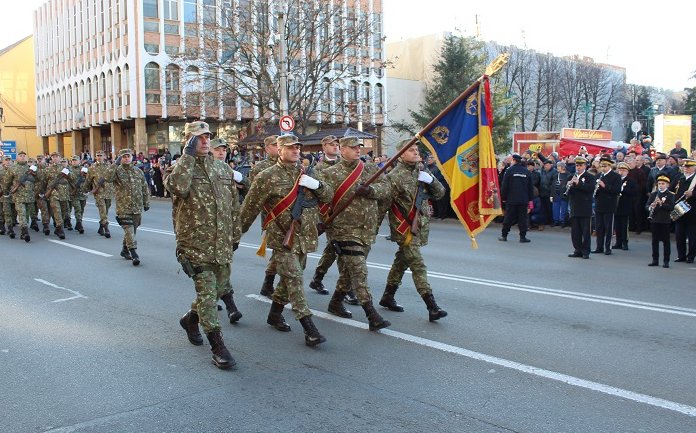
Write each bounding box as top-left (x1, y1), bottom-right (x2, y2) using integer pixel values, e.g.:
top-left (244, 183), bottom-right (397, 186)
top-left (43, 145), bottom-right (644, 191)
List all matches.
top-left (1, 198), bottom-right (694, 433)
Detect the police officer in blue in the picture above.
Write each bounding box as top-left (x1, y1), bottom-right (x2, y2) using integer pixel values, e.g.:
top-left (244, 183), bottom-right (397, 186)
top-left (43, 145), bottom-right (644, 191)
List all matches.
top-left (498, 154), bottom-right (534, 243)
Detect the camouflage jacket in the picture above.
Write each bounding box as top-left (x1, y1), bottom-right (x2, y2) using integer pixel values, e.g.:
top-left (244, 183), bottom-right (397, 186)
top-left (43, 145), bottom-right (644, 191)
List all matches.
top-left (317, 159), bottom-right (390, 246)
top-left (70, 166), bottom-right (87, 200)
top-left (84, 162), bottom-right (115, 198)
top-left (165, 154), bottom-right (240, 265)
top-left (3, 162), bottom-right (37, 203)
top-left (240, 160), bottom-right (333, 254)
top-left (249, 155), bottom-right (278, 182)
top-left (386, 161), bottom-right (445, 246)
top-left (34, 165), bottom-right (49, 199)
top-left (44, 164), bottom-right (73, 201)
top-left (104, 163), bottom-right (149, 215)
top-left (0, 165), bottom-right (13, 202)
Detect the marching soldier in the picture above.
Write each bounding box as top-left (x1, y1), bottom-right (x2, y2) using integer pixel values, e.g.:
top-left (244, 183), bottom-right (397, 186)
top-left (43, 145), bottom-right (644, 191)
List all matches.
top-left (316, 136), bottom-right (391, 330)
top-left (2, 151), bottom-right (37, 242)
top-left (33, 154), bottom-right (51, 235)
top-left (308, 135), bottom-right (340, 296)
top-left (567, 156), bottom-right (595, 259)
top-left (240, 134), bottom-right (333, 347)
top-left (673, 159), bottom-right (696, 263)
top-left (592, 156), bottom-right (622, 255)
top-left (0, 155), bottom-right (14, 236)
top-left (104, 149), bottom-right (150, 265)
top-left (84, 150), bottom-right (114, 238)
top-left (647, 175), bottom-right (675, 268)
top-left (44, 153), bottom-right (72, 239)
top-left (165, 121), bottom-right (238, 369)
top-left (72, 161), bottom-right (89, 234)
top-left (249, 135), bottom-right (280, 297)
top-left (380, 141), bottom-right (448, 322)
top-left (613, 162), bottom-right (638, 251)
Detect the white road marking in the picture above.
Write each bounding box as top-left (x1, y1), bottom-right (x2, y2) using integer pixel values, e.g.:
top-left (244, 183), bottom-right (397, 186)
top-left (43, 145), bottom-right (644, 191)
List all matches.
top-left (47, 240), bottom-right (113, 257)
top-left (35, 278), bottom-right (88, 303)
top-left (247, 293), bottom-right (696, 417)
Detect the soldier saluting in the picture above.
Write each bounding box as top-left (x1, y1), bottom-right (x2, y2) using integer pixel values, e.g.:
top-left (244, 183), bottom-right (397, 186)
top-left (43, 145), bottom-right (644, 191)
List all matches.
top-left (240, 134), bottom-right (333, 347)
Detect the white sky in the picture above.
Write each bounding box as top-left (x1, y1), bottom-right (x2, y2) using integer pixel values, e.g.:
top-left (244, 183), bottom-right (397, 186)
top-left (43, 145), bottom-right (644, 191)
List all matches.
top-left (2, 0), bottom-right (694, 91)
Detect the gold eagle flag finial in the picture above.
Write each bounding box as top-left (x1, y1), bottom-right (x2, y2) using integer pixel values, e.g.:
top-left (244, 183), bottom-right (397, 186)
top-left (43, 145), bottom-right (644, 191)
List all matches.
top-left (485, 52), bottom-right (510, 77)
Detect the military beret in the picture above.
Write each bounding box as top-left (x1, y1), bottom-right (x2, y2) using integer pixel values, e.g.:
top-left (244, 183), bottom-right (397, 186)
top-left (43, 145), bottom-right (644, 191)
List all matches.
top-left (657, 175), bottom-right (671, 183)
top-left (616, 162), bottom-right (629, 170)
top-left (210, 138), bottom-right (228, 149)
top-left (511, 154), bottom-right (523, 163)
top-left (339, 137), bottom-right (363, 147)
top-left (118, 149), bottom-right (132, 157)
top-left (264, 135), bottom-right (279, 147)
top-left (18, 150), bottom-right (27, 156)
top-left (574, 156), bottom-right (588, 164)
top-left (276, 134), bottom-right (301, 147)
top-left (184, 121), bottom-right (212, 137)
top-left (321, 135), bottom-right (340, 145)
top-left (682, 158), bottom-right (696, 167)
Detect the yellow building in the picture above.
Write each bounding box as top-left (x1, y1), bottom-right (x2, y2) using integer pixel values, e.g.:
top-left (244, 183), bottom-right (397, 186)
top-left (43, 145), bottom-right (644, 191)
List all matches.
top-left (0, 36), bottom-right (46, 157)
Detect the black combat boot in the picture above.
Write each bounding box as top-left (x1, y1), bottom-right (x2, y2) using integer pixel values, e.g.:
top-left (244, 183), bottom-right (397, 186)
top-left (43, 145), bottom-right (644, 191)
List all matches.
top-left (20, 226), bottom-right (30, 242)
top-left (42, 223), bottom-right (50, 235)
top-left (519, 234), bottom-right (531, 243)
top-left (97, 223), bottom-right (105, 236)
top-left (7, 225), bottom-right (15, 239)
top-left (266, 301), bottom-right (291, 332)
top-left (0, 225), bottom-right (5, 235)
top-left (498, 234), bottom-right (508, 241)
top-left (30, 219), bottom-right (39, 232)
top-left (179, 310), bottom-right (204, 345)
top-left (103, 223), bottom-right (111, 238)
top-left (220, 292), bottom-right (243, 324)
top-left (344, 290), bottom-right (359, 305)
top-left (309, 271), bottom-right (329, 295)
top-left (206, 329), bottom-right (236, 370)
top-left (75, 221), bottom-right (84, 234)
top-left (64, 218), bottom-right (73, 231)
top-left (422, 293), bottom-right (448, 322)
top-left (54, 226), bottom-right (65, 240)
top-left (379, 284), bottom-right (404, 312)
top-left (362, 303), bottom-right (391, 331)
top-left (129, 248), bottom-right (140, 266)
top-left (327, 291), bottom-right (352, 318)
top-left (120, 246), bottom-right (132, 260)
top-left (259, 273), bottom-right (275, 297)
top-left (299, 315), bottom-right (326, 346)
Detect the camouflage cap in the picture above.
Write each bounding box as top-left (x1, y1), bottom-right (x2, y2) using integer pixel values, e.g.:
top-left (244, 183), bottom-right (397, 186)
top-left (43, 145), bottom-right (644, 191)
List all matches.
top-left (184, 121), bottom-right (212, 137)
top-left (264, 135), bottom-right (279, 147)
top-left (60, 158), bottom-right (68, 163)
top-left (50, 151), bottom-right (59, 157)
top-left (210, 138), bottom-right (228, 149)
top-left (321, 135), bottom-right (340, 145)
top-left (96, 150), bottom-right (105, 157)
top-left (118, 148), bottom-right (133, 157)
top-left (396, 139), bottom-right (414, 151)
top-left (36, 154), bottom-right (44, 159)
top-left (71, 155), bottom-right (80, 161)
top-left (276, 134), bottom-right (301, 147)
top-left (339, 137), bottom-right (363, 147)
top-left (3, 155), bottom-right (11, 160)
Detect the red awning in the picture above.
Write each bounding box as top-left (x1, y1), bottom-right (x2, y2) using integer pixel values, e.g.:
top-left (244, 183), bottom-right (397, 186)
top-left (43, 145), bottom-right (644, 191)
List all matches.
top-left (558, 138), bottom-right (619, 157)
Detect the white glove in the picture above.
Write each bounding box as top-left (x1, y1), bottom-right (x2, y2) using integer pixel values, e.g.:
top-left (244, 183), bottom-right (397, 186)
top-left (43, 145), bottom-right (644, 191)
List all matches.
top-left (299, 174), bottom-right (320, 190)
top-left (61, 168), bottom-right (70, 176)
top-left (30, 165), bottom-right (38, 172)
top-left (233, 170), bottom-right (243, 183)
top-left (81, 167), bottom-right (89, 173)
top-left (418, 171), bottom-right (434, 184)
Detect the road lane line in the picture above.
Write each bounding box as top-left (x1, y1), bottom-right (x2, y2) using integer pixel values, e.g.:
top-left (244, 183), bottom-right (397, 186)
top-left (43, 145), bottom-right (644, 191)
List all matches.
top-left (35, 278), bottom-right (88, 303)
top-left (47, 240), bottom-right (113, 257)
top-left (247, 294), bottom-right (696, 417)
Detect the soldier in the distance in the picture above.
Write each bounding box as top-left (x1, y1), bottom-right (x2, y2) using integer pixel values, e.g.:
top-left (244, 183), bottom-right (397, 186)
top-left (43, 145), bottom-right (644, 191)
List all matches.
top-left (84, 150), bottom-right (114, 238)
top-left (43, 152), bottom-right (72, 240)
top-left (2, 151), bottom-right (38, 242)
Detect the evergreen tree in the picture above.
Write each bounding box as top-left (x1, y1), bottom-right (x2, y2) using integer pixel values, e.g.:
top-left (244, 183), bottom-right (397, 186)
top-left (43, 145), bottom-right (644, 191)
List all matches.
top-left (684, 86), bottom-right (696, 151)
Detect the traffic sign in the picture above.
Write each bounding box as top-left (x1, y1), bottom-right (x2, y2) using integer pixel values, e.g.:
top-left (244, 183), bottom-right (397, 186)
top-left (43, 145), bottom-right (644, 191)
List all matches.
top-left (631, 121), bottom-right (642, 133)
top-left (279, 116), bottom-right (295, 132)
top-left (0, 140), bottom-right (17, 160)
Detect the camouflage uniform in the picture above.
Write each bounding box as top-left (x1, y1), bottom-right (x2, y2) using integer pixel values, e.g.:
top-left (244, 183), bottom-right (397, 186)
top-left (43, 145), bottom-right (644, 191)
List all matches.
top-left (309, 156), bottom-right (339, 287)
top-left (317, 146), bottom-right (392, 329)
top-left (84, 157), bottom-right (115, 231)
top-left (3, 160), bottom-right (37, 236)
top-left (71, 167), bottom-right (88, 232)
top-left (0, 159), bottom-right (14, 234)
top-left (383, 158), bottom-right (448, 321)
top-left (33, 163), bottom-right (52, 232)
top-left (249, 152), bottom-right (280, 291)
top-left (44, 163), bottom-right (72, 234)
top-left (105, 155), bottom-right (149, 255)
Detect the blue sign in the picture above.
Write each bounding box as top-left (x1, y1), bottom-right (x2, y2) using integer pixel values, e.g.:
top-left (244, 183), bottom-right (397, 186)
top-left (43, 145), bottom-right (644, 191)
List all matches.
top-left (0, 141), bottom-right (17, 160)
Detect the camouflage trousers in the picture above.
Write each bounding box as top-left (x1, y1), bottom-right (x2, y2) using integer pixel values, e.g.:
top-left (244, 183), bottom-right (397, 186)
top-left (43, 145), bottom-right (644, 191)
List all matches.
top-left (13, 200), bottom-right (35, 229)
top-left (314, 233), bottom-right (338, 276)
top-left (271, 250), bottom-right (311, 320)
top-left (49, 198), bottom-right (69, 227)
top-left (386, 243), bottom-right (432, 296)
top-left (34, 196), bottom-right (50, 224)
top-left (190, 262), bottom-right (230, 333)
top-left (72, 197), bottom-right (86, 223)
top-left (335, 242), bottom-right (373, 305)
top-left (117, 213), bottom-right (141, 249)
top-left (95, 196), bottom-right (112, 225)
top-left (0, 199), bottom-right (15, 227)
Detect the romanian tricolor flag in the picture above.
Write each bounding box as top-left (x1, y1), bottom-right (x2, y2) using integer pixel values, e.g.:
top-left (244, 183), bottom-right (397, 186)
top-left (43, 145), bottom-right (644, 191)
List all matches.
top-left (417, 77), bottom-right (502, 248)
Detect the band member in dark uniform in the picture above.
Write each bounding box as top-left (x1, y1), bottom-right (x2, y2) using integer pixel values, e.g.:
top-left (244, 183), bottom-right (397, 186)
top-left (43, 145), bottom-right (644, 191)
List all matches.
top-left (672, 159), bottom-right (696, 263)
top-left (647, 175), bottom-right (675, 268)
top-left (613, 162), bottom-right (638, 251)
top-left (566, 157), bottom-right (595, 259)
top-left (592, 156), bottom-right (622, 255)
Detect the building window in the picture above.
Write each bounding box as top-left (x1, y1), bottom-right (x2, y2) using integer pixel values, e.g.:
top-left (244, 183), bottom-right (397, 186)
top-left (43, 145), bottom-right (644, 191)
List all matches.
top-left (165, 65), bottom-right (180, 92)
top-left (375, 84), bottom-right (383, 114)
top-left (144, 43), bottom-right (160, 54)
top-left (203, 0), bottom-right (216, 25)
top-left (165, 45), bottom-right (179, 56)
top-left (164, 0), bottom-right (178, 20)
top-left (144, 0), bottom-right (158, 18)
top-left (184, 0), bottom-right (197, 23)
top-left (185, 66), bottom-right (201, 106)
top-left (143, 21), bottom-right (159, 32)
top-left (164, 23), bottom-right (179, 34)
top-left (145, 62), bottom-right (161, 103)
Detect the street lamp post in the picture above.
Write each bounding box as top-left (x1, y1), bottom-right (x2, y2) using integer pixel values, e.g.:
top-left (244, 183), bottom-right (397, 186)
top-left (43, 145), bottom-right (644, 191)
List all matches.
top-left (581, 101), bottom-right (593, 128)
top-left (275, 0), bottom-right (289, 118)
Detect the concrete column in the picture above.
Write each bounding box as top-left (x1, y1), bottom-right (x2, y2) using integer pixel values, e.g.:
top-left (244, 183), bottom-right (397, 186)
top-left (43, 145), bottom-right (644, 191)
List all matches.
top-left (55, 134), bottom-right (65, 157)
top-left (71, 130), bottom-right (83, 156)
top-left (89, 127), bottom-right (102, 158)
top-left (111, 122), bottom-right (124, 152)
top-left (41, 136), bottom-right (50, 155)
top-left (134, 118), bottom-right (147, 155)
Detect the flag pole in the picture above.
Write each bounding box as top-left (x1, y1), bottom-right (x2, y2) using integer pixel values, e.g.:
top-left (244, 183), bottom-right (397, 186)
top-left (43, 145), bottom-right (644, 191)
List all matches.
top-left (324, 53), bottom-right (509, 224)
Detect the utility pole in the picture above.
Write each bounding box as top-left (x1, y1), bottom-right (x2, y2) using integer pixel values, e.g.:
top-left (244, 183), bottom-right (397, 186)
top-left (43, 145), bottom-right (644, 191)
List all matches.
top-left (276, 0), bottom-right (289, 118)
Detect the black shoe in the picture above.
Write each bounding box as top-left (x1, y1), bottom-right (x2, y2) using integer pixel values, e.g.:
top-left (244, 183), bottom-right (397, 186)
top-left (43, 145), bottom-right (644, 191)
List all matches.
top-left (611, 244), bottom-right (620, 249)
top-left (267, 302), bottom-right (291, 332)
top-left (663, 263), bottom-right (670, 268)
top-left (54, 226), bottom-right (65, 240)
top-left (328, 291), bottom-right (353, 318)
top-left (344, 291), bottom-right (359, 305)
top-left (179, 310), bottom-right (204, 346)
top-left (379, 284), bottom-right (404, 312)
top-left (309, 271), bottom-right (329, 295)
top-left (648, 261), bottom-right (658, 267)
top-left (591, 249), bottom-right (603, 254)
top-left (97, 224), bottom-right (104, 236)
top-left (103, 225), bottom-right (111, 238)
top-left (0, 226), bottom-right (5, 235)
top-left (129, 248), bottom-right (140, 266)
top-left (423, 293), bottom-right (447, 322)
top-left (582, 255), bottom-right (590, 259)
top-left (30, 220), bottom-right (39, 232)
top-left (220, 293), bottom-right (242, 324)
top-left (498, 236), bottom-right (508, 242)
top-left (604, 250), bottom-right (612, 255)
top-left (120, 247), bottom-right (132, 260)
top-left (206, 329), bottom-right (236, 370)
top-left (674, 258), bottom-right (686, 263)
top-left (519, 237), bottom-right (531, 243)
top-left (260, 273), bottom-right (275, 298)
top-left (20, 227), bottom-right (30, 242)
top-left (687, 258), bottom-right (695, 264)
top-left (622, 244), bottom-right (629, 251)
top-left (362, 303), bottom-right (391, 331)
top-left (568, 252), bottom-right (582, 258)
top-left (43, 224), bottom-right (50, 235)
top-left (299, 315), bottom-right (326, 346)
top-left (7, 226), bottom-right (15, 239)
top-left (75, 221), bottom-right (84, 234)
